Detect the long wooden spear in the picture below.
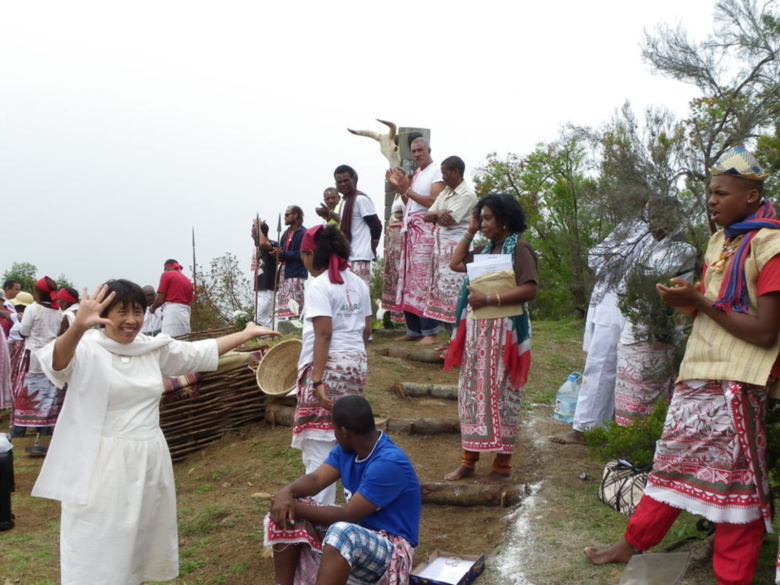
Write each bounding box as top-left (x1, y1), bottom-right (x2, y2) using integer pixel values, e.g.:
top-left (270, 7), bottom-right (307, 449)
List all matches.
top-left (252, 212), bottom-right (260, 322)
top-left (191, 226), bottom-right (198, 328)
top-left (271, 212), bottom-right (282, 330)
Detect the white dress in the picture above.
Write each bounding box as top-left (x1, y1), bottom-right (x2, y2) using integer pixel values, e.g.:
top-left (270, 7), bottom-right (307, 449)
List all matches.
top-left (35, 332), bottom-right (218, 585)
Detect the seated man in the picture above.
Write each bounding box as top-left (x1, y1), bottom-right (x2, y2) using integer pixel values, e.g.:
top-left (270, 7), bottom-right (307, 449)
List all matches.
top-left (264, 395), bottom-right (421, 585)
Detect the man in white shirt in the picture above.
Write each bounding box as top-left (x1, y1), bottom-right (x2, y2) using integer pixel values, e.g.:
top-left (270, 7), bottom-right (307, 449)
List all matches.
top-left (333, 165), bottom-right (383, 287)
top-left (422, 156), bottom-right (478, 325)
top-left (386, 137), bottom-right (445, 345)
top-left (141, 285), bottom-right (163, 336)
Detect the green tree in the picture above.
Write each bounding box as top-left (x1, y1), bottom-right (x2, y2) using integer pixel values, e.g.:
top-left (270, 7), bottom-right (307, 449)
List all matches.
top-left (475, 133), bottom-right (601, 319)
top-left (57, 274), bottom-right (75, 289)
top-left (641, 0), bottom-right (780, 232)
top-left (3, 262), bottom-right (37, 292)
top-left (191, 253), bottom-right (254, 330)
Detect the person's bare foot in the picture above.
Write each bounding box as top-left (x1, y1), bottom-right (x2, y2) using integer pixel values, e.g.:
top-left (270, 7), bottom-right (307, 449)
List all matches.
top-left (550, 430), bottom-right (585, 445)
top-left (475, 471), bottom-right (510, 484)
top-left (416, 335), bottom-right (438, 346)
top-left (444, 465), bottom-right (475, 481)
top-left (583, 538), bottom-right (639, 565)
top-left (395, 335), bottom-right (418, 342)
top-left (433, 342), bottom-right (450, 352)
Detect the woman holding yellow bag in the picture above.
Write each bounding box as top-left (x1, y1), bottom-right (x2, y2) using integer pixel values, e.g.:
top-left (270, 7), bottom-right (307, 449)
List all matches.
top-left (443, 193), bottom-right (538, 483)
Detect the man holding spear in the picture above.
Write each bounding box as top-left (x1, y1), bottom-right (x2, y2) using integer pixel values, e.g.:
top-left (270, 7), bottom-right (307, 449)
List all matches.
top-left (251, 217), bottom-right (278, 329)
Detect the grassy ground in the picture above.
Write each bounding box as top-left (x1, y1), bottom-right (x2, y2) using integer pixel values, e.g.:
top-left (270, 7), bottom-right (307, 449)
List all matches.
top-left (2, 320), bottom-right (779, 584)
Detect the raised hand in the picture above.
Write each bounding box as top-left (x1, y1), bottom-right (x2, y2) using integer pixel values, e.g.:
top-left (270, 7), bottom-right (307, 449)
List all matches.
top-left (656, 278), bottom-right (702, 308)
top-left (72, 285), bottom-right (116, 331)
top-left (385, 168), bottom-right (410, 194)
top-left (467, 209), bottom-right (480, 235)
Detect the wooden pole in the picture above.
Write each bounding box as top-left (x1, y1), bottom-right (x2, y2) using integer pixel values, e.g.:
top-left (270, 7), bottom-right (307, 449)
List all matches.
top-left (191, 227), bottom-right (198, 328)
top-left (264, 403), bottom-right (295, 427)
top-left (392, 382), bottom-right (458, 400)
top-left (382, 418), bottom-right (460, 434)
top-left (420, 483), bottom-right (529, 507)
top-left (381, 347), bottom-right (444, 363)
top-left (252, 213), bottom-right (260, 323)
top-left (271, 212), bottom-right (282, 330)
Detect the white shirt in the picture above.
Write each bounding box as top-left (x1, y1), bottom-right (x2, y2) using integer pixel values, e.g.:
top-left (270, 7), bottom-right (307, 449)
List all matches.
top-left (142, 307), bottom-right (163, 334)
top-left (19, 302), bottom-right (62, 373)
top-left (406, 163), bottom-right (443, 216)
top-left (298, 270), bottom-right (372, 367)
top-left (427, 180), bottom-right (477, 224)
top-left (348, 193), bottom-right (379, 261)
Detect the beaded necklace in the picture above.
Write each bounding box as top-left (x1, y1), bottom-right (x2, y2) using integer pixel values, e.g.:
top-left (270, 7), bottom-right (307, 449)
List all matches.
top-left (710, 234), bottom-right (745, 273)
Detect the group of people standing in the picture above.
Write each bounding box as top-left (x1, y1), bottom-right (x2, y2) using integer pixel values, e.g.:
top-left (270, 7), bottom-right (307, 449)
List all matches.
top-left (384, 138), bottom-right (478, 345)
top-left (250, 144), bottom-right (539, 584)
top-left (251, 165), bottom-right (382, 328)
top-left (0, 260), bottom-right (194, 442)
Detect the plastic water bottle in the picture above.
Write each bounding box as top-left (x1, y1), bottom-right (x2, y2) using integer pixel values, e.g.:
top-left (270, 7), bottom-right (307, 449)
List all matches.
top-left (553, 372), bottom-right (582, 424)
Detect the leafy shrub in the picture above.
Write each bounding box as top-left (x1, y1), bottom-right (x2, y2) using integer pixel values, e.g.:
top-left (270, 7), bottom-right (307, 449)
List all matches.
top-left (583, 399), bottom-right (668, 468)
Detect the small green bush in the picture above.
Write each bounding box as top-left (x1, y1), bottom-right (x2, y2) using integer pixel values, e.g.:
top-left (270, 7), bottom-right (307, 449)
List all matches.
top-left (583, 399), bottom-right (668, 468)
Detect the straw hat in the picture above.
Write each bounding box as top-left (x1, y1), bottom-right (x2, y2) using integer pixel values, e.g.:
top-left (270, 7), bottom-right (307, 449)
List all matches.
top-left (255, 339), bottom-right (302, 396)
top-left (710, 145), bottom-right (768, 181)
top-left (12, 292), bottom-right (34, 307)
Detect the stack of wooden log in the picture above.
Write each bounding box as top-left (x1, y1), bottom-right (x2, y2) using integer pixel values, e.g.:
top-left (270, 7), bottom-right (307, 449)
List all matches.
top-left (160, 346), bottom-right (268, 462)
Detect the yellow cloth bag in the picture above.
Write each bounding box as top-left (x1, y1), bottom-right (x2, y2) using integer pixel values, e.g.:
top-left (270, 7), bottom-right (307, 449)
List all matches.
top-left (468, 269), bottom-right (524, 320)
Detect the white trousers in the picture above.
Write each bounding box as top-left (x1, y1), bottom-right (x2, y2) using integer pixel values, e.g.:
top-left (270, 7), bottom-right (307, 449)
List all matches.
top-left (255, 290), bottom-right (274, 329)
top-left (573, 321), bottom-right (624, 431)
top-left (161, 303), bottom-right (191, 337)
top-left (301, 437), bottom-right (337, 506)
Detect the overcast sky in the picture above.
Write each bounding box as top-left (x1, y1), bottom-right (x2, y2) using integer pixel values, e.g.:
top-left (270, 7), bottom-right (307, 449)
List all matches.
top-left (1, 0), bottom-right (716, 292)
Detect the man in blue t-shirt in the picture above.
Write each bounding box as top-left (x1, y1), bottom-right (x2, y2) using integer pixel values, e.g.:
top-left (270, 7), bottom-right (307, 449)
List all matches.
top-left (265, 395), bottom-right (421, 585)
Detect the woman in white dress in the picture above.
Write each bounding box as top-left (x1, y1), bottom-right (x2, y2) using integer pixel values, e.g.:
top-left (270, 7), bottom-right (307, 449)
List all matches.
top-left (32, 279), bottom-right (279, 585)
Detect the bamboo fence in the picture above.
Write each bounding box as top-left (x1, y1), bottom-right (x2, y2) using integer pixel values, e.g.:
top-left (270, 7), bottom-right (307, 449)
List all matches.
top-left (159, 343), bottom-right (269, 462)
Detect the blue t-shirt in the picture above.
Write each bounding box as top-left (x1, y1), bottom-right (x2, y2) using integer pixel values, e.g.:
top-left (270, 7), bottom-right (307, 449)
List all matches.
top-left (324, 432), bottom-right (421, 546)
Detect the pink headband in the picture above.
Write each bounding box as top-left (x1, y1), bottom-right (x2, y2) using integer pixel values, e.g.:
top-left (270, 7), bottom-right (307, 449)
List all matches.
top-left (35, 277), bottom-right (59, 309)
top-left (57, 288), bottom-right (78, 304)
top-left (300, 225), bottom-right (348, 284)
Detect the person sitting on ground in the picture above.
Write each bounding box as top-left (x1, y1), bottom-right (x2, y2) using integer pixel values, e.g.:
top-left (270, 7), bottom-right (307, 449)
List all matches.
top-left (584, 146), bottom-right (780, 585)
top-left (265, 395), bottom-right (421, 585)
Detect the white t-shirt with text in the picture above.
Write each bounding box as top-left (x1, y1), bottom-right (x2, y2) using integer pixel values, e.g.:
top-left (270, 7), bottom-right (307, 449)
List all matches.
top-left (298, 270), bottom-right (372, 367)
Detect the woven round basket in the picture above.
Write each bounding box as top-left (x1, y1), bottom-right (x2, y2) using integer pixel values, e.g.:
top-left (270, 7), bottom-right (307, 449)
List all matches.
top-left (255, 339), bottom-right (302, 396)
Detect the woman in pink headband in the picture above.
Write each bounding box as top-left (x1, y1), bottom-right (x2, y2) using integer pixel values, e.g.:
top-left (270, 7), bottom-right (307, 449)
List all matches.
top-left (57, 286), bottom-right (81, 335)
top-left (12, 276), bottom-right (62, 439)
top-left (289, 225), bottom-right (373, 506)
